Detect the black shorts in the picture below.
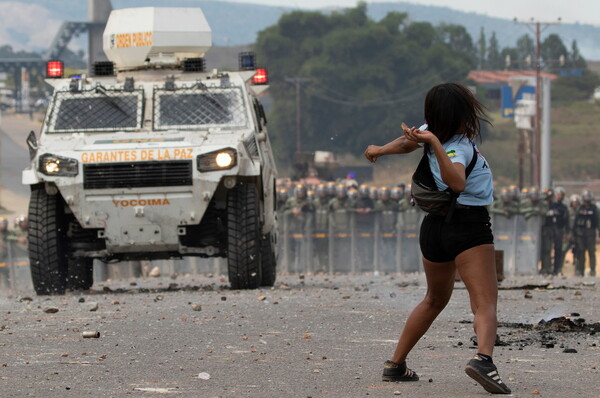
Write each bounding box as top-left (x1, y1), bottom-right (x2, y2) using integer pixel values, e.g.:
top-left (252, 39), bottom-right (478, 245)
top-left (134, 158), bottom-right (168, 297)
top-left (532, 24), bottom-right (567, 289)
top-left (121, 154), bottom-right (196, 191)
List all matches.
top-left (419, 207), bottom-right (494, 263)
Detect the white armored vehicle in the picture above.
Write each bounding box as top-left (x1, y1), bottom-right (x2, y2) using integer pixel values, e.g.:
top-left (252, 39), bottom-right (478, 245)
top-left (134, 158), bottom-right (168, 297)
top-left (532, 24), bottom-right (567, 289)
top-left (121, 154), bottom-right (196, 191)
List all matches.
top-left (23, 7), bottom-right (278, 294)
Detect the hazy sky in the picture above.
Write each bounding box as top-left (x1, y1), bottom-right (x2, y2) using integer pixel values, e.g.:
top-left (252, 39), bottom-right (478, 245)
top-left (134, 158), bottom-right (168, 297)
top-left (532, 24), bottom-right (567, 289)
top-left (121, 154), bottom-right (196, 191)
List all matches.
top-left (222, 0), bottom-right (600, 26)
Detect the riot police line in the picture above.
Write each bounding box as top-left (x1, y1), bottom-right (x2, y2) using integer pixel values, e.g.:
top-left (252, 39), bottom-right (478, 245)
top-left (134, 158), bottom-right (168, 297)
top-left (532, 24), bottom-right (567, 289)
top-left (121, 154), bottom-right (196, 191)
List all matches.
top-left (277, 205), bottom-right (545, 276)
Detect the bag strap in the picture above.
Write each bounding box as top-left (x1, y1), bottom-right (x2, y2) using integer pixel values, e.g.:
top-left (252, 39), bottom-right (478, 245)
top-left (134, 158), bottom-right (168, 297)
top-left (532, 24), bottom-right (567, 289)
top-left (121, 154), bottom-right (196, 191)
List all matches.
top-left (444, 142), bottom-right (478, 223)
top-left (464, 141), bottom-right (478, 179)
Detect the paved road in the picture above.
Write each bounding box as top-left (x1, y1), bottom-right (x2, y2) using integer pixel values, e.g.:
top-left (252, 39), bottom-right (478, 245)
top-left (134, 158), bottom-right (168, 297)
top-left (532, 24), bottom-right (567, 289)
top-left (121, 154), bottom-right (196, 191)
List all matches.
top-left (0, 111), bottom-right (40, 216)
top-left (1, 273), bottom-right (598, 397)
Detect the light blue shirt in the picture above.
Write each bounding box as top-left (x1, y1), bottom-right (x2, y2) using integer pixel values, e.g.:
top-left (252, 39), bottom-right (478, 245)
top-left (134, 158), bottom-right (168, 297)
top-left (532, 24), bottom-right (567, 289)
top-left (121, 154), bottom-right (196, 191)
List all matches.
top-left (427, 134), bottom-right (494, 206)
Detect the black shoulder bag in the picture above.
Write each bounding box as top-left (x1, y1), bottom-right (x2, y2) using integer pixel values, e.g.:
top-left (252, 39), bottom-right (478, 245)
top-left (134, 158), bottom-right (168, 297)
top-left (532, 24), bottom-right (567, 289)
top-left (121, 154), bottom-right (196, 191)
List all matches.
top-left (410, 142), bottom-right (477, 222)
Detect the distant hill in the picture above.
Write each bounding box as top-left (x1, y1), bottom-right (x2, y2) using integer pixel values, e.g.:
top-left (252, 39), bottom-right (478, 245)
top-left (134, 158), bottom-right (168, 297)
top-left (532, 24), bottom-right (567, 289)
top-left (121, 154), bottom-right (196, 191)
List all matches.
top-left (1, 0), bottom-right (600, 60)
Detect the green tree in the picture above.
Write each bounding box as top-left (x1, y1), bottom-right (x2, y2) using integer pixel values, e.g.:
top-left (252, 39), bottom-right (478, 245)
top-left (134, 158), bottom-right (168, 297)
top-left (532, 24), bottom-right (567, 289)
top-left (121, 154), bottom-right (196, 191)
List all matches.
top-left (515, 34), bottom-right (535, 69)
top-left (570, 40), bottom-right (586, 69)
top-left (487, 32), bottom-right (502, 69)
top-left (477, 28), bottom-right (486, 69)
top-left (254, 5), bottom-right (477, 165)
top-left (541, 34), bottom-right (568, 73)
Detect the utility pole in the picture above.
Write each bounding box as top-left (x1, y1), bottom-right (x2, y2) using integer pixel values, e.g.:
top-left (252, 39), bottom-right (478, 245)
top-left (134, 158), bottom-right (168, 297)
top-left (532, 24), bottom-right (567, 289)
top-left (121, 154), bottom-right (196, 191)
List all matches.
top-left (515, 18), bottom-right (560, 188)
top-left (284, 77), bottom-right (311, 154)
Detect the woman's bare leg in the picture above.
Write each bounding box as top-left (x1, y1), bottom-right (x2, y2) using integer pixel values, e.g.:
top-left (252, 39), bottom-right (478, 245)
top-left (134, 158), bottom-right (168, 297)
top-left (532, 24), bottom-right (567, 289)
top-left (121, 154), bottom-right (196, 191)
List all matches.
top-left (455, 244), bottom-right (498, 357)
top-left (390, 258), bottom-right (456, 364)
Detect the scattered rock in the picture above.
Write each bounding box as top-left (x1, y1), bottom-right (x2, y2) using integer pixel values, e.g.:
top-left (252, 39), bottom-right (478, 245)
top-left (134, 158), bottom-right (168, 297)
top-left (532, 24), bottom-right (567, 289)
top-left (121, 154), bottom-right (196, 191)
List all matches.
top-left (524, 291), bottom-right (532, 299)
top-left (129, 282), bottom-right (137, 286)
top-left (19, 297), bottom-right (33, 302)
top-left (221, 296), bottom-right (227, 301)
top-left (149, 266), bottom-right (161, 277)
top-left (43, 307), bottom-right (59, 314)
top-left (191, 304), bottom-right (202, 311)
top-left (532, 389), bottom-right (540, 395)
top-left (563, 348), bottom-right (577, 353)
top-left (87, 302), bottom-right (99, 312)
top-left (78, 298), bottom-right (85, 303)
top-left (304, 333), bottom-right (312, 339)
top-left (197, 372), bottom-right (210, 380)
top-left (111, 300), bottom-right (120, 305)
top-left (341, 295), bottom-right (351, 299)
top-left (258, 295), bottom-right (266, 301)
top-left (394, 391), bottom-right (401, 396)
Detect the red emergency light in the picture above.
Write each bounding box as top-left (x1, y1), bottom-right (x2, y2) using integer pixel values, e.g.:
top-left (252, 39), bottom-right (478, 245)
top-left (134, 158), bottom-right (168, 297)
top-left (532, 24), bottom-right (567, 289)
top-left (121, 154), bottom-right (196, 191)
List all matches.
top-left (46, 60), bottom-right (64, 78)
top-left (252, 68), bottom-right (268, 85)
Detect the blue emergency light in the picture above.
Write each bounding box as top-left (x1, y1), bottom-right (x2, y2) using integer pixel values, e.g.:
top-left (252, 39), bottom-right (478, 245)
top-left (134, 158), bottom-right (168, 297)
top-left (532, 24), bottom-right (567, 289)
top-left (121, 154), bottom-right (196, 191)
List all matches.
top-left (239, 52), bottom-right (256, 71)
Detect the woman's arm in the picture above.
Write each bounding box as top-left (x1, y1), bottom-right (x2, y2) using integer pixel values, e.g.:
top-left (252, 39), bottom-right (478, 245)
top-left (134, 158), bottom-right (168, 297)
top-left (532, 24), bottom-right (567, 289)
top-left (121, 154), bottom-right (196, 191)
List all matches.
top-left (364, 135), bottom-right (421, 163)
top-left (404, 128), bottom-right (466, 193)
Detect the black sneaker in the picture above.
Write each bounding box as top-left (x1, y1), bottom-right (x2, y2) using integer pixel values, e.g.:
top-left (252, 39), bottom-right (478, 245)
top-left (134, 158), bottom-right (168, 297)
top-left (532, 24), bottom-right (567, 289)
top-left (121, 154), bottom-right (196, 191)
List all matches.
top-left (465, 354), bottom-right (511, 394)
top-left (382, 360), bottom-right (419, 382)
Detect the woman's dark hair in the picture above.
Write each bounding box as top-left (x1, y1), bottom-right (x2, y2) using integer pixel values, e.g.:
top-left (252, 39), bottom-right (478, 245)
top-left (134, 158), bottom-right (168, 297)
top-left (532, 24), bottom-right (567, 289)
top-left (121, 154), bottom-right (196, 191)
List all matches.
top-left (424, 83), bottom-right (491, 144)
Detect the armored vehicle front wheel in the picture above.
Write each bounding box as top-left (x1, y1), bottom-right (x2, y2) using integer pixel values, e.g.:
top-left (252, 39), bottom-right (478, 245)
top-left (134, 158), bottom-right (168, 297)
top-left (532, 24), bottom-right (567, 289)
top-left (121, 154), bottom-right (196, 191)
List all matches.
top-left (28, 186), bottom-right (68, 295)
top-left (227, 181), bottom-right (262, 289)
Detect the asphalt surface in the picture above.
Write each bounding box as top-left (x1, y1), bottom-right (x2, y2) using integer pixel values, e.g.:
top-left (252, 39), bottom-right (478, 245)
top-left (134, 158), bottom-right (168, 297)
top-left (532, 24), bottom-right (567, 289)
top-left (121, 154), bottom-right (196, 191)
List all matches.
top-left (1, 272), bottom-right (599, 398)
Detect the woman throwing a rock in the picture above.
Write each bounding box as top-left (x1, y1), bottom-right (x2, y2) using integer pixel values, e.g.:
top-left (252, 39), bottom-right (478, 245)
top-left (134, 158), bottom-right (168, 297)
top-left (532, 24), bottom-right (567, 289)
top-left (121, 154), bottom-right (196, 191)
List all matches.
top-left (364, 83), bottom-right (510, 395)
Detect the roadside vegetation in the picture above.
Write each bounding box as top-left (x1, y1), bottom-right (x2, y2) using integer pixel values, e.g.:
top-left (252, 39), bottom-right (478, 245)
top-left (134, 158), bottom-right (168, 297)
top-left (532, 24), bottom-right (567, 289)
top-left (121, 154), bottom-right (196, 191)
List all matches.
top-left (253, 2), bottom-right (599, 183)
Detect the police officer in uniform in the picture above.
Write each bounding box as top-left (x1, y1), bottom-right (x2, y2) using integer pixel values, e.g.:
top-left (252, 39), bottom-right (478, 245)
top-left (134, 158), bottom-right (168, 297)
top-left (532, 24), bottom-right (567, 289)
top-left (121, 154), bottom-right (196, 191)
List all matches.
top-left (283, 184), bottom-right (314, 271)
top-left (521, 187), bottom-right (547, 219)
top-left (564, 194), bottom-right (581, 271)
top-left (573, 190), bottom-right (599, 276)
top-left (312, 184), bottom-right (330, 272)
top-left (540, 189), bottom-right (569, 275)
top-left (0, 217), bottom-right (9, 288)
top-left (329, 185), bottom-right (353, 271)
top-left (490, 188), bottom-right (521, 218)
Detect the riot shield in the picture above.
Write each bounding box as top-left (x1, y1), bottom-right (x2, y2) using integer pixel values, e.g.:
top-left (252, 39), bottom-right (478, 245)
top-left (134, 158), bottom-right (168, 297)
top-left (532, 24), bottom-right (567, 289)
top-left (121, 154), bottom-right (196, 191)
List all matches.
top-left (515, 215), bottom-right (541, 275)
top-left (354, 211), bottom-right (376, 272)
top-left (398, 209), bottom-right (423, 272)
top-left (491, 214), bottom-right (518, 276)
top-left (282, 212), bottom-right (311, 274)
top-left (311, 210), bottom-right (329, 273)
top-left (376, 210), bottom-right (399, 273)
top-left (329, 210), bottom-right (352, 273)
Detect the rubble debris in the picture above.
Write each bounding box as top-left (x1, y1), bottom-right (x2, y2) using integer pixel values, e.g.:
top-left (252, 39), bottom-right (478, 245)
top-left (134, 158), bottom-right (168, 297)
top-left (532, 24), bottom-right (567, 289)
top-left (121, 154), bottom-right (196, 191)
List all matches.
top-left (87, 302), bottom-right (99, 312)
top-left (563, 348), bottom-right (577, 353)
top-left (149, 266), bottom-right (161, 277)
top-left (191, 304), bottom-right (202, 311)
top-left (43, 307), bottom-right (59, 314)
top-left (197, 372), bottom-right (210, 380)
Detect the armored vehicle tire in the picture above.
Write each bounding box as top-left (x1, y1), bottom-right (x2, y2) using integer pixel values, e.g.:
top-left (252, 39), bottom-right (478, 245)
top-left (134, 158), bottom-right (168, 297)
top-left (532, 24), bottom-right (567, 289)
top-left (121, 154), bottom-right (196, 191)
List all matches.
top-left (28, 187), bottom-right (68, 295)
top-left (227, 182), bottom-right (262, 289)
top-left (260, 233), bottom-right (277, 287)
top-left (67, 258), bottom-right (94, 291)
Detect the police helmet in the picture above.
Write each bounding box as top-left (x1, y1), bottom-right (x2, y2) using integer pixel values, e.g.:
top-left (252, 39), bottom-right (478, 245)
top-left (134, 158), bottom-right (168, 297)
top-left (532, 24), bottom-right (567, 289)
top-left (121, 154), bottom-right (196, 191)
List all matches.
top-left (294, 184), bottom-right (307, 199)
top-left (378, 186), bottom-right (391, 200)
top-left (554, 186), bottom-right (566, 201)
top-left (316, 184), bottom-right (327, 198)
top-left (581, 190), bottom-right (593, 203)
top-left (529, 186), bottom-right (540, 201)
top-left (369, 186), bottom-right (378, 200)
top-left (347, 188), bottom-right (359, 201)
top-left (391, 186), bottom-right (405, 201)
top-left (336, 184), bottom-right (347, 199)
top-left (359, 184), bottom-right (370, 198)
top-left (569, 194), bottom-right (581, 206)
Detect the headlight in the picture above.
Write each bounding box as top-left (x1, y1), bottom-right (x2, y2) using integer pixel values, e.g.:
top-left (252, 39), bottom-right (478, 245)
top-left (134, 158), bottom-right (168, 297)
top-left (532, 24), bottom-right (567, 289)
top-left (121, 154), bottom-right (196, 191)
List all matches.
top-left (197, 148), bottom-right (237, 172)
top-left (38, 153), bottom-right (79, 176)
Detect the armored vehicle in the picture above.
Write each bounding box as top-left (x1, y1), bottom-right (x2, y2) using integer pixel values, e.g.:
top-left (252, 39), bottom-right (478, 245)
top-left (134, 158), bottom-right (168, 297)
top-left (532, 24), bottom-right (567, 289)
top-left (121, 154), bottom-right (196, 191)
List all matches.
top-left (22, 7), bottom-right (278, 294)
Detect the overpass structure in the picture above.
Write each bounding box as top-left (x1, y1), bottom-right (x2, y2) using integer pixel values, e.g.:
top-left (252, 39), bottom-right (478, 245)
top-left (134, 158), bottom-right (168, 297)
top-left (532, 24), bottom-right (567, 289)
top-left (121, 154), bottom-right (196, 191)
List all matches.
top-left (0, 0), bottom-right (112, 112)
